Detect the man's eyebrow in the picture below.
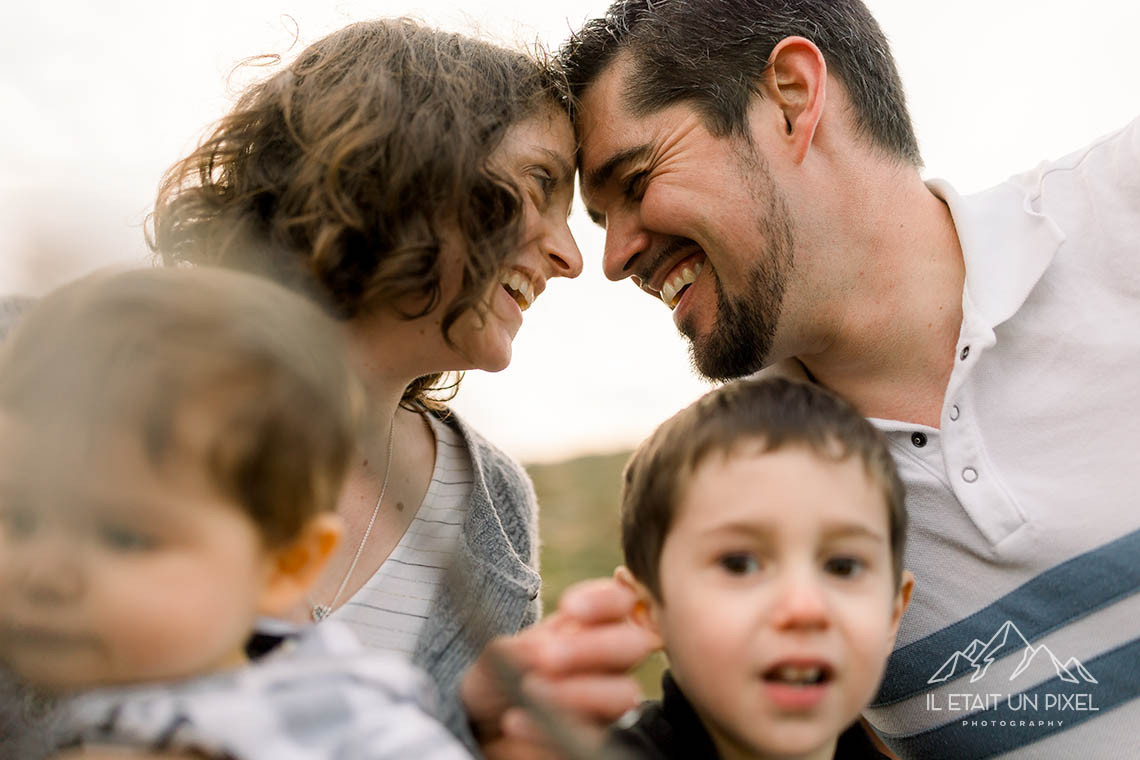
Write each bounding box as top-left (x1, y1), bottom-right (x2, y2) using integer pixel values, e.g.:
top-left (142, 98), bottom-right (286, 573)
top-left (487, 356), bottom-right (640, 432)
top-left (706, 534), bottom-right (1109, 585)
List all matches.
top-left (582, 143), bottom-right (653, 199)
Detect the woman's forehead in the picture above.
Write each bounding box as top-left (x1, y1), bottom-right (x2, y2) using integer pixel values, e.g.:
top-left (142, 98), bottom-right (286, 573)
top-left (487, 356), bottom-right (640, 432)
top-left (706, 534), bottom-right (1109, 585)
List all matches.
top-left (496, 104), bottom-right (577, 170)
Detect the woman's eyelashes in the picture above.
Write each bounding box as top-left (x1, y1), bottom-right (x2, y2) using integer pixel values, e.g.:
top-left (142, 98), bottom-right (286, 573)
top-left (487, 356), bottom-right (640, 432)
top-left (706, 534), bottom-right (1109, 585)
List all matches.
top-left (527, 167), bottom-right (556, 208)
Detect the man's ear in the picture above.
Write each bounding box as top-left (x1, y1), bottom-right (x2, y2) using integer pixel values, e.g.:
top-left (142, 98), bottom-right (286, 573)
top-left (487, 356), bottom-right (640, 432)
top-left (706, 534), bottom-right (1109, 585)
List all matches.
top-left (257, 512), bottom-right (342, 617)
top-left (888, 570), bottom-right (916, 643)
top-left (761, 35), bottom-right (827, 164)
top-left (613, 565), bottom-right (665, 651)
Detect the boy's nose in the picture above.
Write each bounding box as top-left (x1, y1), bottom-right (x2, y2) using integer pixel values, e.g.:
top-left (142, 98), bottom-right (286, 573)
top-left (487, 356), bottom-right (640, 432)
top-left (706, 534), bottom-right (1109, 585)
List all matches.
top-left (770, 570), bottom-right (830, 631)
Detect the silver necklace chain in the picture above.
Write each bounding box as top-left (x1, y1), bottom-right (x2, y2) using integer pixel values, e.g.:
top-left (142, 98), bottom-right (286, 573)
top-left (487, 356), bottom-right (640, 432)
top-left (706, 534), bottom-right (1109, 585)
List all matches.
top-left (310, 416), bottom-right (395, 622)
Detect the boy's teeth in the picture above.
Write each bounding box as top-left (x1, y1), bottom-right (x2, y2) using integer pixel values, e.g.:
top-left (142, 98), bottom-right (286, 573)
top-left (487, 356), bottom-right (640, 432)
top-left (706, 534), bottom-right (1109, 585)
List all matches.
top-left (772, 665), bottom-right (824, 685)
top-left (659, 260), bottom-right (703, 309)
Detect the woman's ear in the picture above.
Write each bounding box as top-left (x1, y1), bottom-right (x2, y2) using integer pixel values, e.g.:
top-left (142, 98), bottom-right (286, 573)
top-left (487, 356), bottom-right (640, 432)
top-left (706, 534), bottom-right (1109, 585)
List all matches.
top-left (760, 35), bottom-right (828, 164)
top-left (257, 512), bottom-right (342, 617)
top-left (614, 565), bottom-right (665, 651)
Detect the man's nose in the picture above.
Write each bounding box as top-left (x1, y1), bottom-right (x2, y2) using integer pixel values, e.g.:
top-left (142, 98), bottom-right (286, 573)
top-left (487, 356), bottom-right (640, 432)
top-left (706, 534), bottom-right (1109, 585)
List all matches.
top-left (601, 210), bottom-right (651, 282)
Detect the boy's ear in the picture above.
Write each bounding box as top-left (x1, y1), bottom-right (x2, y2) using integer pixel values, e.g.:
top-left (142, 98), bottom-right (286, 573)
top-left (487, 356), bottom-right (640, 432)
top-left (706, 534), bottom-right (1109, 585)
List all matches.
top-left (614, 565), bottom-right (665, 651)
top-left (888, 570), bottom-right (916, 642)
top-left (257, 512), bottom-right (342, 617)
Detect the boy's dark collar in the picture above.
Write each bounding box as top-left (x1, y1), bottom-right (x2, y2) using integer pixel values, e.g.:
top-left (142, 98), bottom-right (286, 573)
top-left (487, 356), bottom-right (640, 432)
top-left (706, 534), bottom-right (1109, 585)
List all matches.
top-left (659, 670), bottom-right (721, 757)
top-left (660, 669), bottom-right (890, 760)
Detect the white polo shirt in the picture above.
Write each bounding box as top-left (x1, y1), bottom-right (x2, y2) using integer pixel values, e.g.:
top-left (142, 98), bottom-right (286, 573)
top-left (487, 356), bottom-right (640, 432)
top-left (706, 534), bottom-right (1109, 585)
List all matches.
top-left (864, 118), bottom-right (1140, 759)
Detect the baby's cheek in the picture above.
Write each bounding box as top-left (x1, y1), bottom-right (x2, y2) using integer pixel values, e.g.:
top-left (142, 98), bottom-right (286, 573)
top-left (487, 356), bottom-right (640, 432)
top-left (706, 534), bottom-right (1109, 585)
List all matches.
top-left (105, 564), bottom-right (255, 678)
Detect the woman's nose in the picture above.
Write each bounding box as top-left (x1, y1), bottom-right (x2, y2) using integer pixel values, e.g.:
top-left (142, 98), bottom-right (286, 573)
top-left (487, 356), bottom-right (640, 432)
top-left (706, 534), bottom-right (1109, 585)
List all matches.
top-left (544, 219), bottom-right (584, 279)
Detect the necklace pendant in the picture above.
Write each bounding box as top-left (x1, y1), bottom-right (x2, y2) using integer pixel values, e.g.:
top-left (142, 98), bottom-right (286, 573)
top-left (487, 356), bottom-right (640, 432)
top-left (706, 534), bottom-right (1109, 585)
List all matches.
top-left (311, 604), bottom-right (332, 622)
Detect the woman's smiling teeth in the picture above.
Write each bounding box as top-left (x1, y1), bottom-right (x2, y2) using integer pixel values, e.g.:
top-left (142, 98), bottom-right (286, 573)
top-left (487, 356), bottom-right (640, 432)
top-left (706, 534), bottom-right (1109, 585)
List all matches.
top-left (500, 269), bottom-right (536, 310)
top-left (661, 260), bottom-right (703, 309)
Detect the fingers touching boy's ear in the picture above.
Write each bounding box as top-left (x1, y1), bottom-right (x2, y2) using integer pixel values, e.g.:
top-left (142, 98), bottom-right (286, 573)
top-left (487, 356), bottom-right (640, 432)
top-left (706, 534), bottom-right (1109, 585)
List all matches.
top-left (258, 513), bottom-right (343, 616)
top-left (613, 566), bottom-right (664, 650)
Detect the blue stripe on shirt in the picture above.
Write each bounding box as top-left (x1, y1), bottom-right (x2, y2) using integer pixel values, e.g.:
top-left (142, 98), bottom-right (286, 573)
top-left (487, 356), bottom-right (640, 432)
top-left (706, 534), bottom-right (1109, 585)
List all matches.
top-left (874, 527), bottom-right (1140, 706)
top-left (880, 637), bottom-right (1140, 760)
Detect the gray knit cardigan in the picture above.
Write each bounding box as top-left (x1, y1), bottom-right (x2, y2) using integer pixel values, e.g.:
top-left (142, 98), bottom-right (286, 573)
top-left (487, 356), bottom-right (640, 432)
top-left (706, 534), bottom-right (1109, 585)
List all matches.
top-left (417, 408), bottom-right (542, 751)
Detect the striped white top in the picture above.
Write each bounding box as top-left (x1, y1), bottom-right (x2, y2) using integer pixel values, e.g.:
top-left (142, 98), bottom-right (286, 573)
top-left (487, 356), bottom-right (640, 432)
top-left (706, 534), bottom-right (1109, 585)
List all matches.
top-left (328, 414), bottom-right (473, 657)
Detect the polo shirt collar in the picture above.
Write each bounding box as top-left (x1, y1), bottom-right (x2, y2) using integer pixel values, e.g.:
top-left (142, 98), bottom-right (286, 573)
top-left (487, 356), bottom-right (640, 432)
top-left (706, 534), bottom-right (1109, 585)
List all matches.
top-left (926, 177), bottom-right (1063, 332)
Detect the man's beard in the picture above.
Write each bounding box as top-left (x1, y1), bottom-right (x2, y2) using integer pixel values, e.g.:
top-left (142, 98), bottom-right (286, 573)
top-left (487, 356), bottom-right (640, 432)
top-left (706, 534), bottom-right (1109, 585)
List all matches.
top-left (679, 156), bottom-right (795, 382)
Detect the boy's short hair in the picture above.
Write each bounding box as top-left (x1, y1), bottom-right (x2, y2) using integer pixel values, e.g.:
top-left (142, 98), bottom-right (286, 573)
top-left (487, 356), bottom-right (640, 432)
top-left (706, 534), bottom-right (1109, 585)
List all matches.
top-left (621, 377), bottom-right (906, 598)
top-left (0, 267), bottom-right (359, 547)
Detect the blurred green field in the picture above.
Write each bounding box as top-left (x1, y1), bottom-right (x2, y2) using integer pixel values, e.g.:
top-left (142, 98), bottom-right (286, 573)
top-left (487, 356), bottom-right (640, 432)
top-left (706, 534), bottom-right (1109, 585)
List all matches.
top-left (527, 451), bottom-right (667, 700)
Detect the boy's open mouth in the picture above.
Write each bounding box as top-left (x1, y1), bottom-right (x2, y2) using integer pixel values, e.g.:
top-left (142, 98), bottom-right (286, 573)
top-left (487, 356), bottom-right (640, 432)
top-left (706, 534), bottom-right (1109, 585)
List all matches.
top-left (762, 663), bottom-right (833, 686)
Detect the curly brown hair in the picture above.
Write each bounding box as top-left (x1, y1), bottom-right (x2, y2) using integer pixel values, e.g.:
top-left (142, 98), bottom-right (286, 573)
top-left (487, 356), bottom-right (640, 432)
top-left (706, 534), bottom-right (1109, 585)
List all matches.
top-left (148, 18), bottom-right (568, 406)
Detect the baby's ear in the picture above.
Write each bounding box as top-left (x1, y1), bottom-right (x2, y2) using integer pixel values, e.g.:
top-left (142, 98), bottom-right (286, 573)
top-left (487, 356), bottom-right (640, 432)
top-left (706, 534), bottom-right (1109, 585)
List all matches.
top-left (257, 512), bottom-right (342, 617)
top-left (613, 565), bottom-right (665, 650)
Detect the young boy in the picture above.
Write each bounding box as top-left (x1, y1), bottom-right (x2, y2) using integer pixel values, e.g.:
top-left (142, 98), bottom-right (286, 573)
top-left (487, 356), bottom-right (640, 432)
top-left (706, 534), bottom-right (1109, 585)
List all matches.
top-left (0, 267), bottom-right (471, 759)
top-left (610, 378), bottom-right (914, 760)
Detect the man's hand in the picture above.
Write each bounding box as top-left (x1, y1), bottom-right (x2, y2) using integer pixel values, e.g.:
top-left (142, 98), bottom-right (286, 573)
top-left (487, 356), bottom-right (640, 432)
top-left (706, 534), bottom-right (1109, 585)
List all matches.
top-left (460, 578), bottom-right (659, 759)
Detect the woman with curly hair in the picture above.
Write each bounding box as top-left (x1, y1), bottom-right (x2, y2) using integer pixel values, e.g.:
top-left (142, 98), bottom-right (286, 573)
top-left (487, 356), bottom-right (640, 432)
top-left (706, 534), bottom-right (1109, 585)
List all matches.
top-left (150, 18), bottom-right (650, 755)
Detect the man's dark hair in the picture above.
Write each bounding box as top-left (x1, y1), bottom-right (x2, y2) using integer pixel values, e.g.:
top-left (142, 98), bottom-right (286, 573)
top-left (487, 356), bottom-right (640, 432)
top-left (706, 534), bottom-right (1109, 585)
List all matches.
top-left (621, 378), bottom-right (907, 599)
top-left (559, 0), bottom-right (920, 164)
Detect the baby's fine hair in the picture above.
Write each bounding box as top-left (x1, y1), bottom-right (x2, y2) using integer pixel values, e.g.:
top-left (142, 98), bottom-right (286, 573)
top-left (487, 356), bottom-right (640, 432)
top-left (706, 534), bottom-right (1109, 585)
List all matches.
top-left (0, 267), bottom-right (359, 547)
top-left (621, 377), bottom-right (907, 598)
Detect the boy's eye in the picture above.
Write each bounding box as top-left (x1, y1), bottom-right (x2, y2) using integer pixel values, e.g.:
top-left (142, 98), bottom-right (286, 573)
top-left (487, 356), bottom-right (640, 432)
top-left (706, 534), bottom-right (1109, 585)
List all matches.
top-left (824, 556), bottom-right (864, 578)
top-left (98, 522), bottom-right (156, 552)
top-left (718, 552), bottom-right (760, 575)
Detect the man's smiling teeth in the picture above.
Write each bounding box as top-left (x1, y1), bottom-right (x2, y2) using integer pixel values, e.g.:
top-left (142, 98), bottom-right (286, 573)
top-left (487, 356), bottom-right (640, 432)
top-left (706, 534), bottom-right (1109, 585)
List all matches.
top-left (660, 260), bottom-right (703, 309)
top-left (500, 270), bottom-right (535, 311)
top-left (769, 665), bottom-right (826, 686)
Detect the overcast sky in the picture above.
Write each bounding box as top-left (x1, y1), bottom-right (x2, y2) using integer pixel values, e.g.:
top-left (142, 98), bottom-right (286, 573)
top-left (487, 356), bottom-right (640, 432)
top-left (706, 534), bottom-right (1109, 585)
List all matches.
top-left (2, 1), bottom-right (1137, 462)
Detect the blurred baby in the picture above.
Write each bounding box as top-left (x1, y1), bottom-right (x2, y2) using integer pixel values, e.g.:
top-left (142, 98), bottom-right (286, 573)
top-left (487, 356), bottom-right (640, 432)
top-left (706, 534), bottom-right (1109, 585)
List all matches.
top-left (610, 378), bottom-right (913, 760)
top-left (0, 267), bottom-right (471, 759)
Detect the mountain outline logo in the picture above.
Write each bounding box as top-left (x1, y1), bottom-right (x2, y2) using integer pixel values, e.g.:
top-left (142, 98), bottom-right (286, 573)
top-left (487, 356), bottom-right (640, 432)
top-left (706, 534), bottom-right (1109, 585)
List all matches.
top-left (927, 620), bottom-right (1098, 686)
